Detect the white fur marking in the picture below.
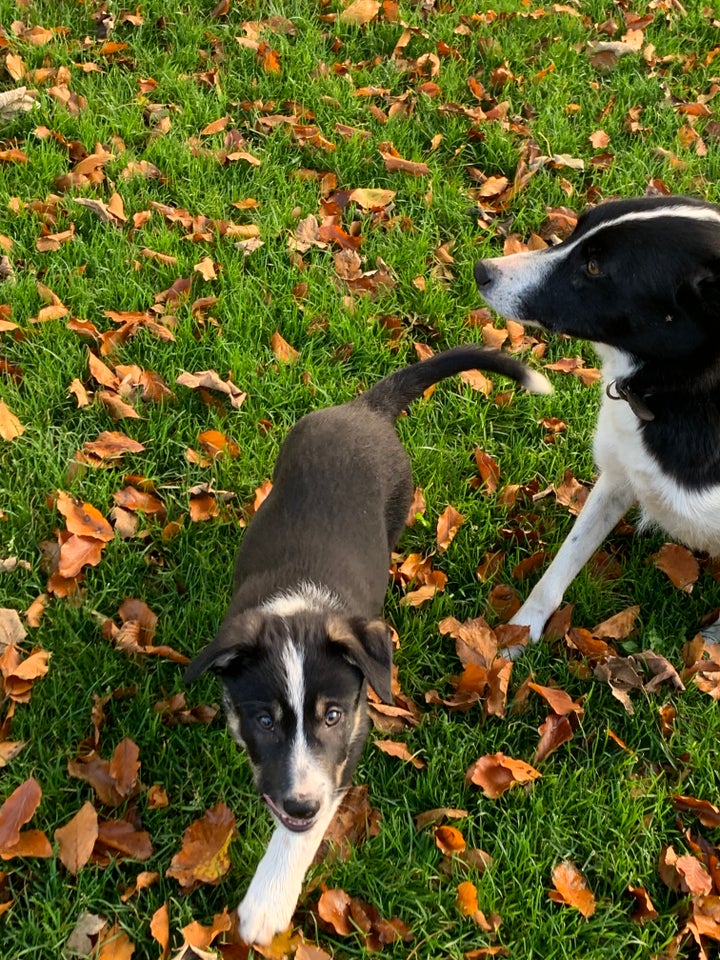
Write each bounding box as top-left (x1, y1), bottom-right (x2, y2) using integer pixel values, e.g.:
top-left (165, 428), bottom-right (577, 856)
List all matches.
top-left (261, 581), bottom-right (341, 617)
top-left (238, 794), bottom-right (343, 945)
top-left (280, 642), bottom-right (333, 805)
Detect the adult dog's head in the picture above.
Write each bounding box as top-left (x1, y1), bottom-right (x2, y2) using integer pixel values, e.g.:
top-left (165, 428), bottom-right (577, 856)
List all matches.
top-left (184, 610), bottom-right (393, 833)
top-left (474, 196), bottom-right (720, 365)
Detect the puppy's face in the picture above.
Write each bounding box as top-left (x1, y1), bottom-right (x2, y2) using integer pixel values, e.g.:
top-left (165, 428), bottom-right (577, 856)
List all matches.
top-left (184, 612), bottom-right (393, 833)
top-left (474, 197), bottom-right (720, 363)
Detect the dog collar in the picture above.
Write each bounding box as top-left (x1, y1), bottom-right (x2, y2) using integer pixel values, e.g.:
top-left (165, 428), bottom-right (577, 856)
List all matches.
top-left (606, 379), bottom-right (655, 421)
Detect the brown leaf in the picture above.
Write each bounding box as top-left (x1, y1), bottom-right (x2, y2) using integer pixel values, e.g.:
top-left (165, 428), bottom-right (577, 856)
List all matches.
top-left (549, 861), bottom-right (596, 917)
top-left (198, 429), bottom-right (240, 459)
top-left (181, 907), bottom-right (231, 949)
top-left (340, 0), bottom-right (380, 25)
top-left (94, 819), bottom-right (153, 864)
top-left (671, 795), bottom-right (720, 829)
top-left (466, 753), bottom-right (541, 798)
top-left (436, 504), bottom-right (464, 554)
top-left (652, 542), bottom-right (700, 592)
top-left (414, 807), bottom-right (468, 831)
top-left (626, 885), bottom-right (658, 923)
top-left (0, 401), bottom-right (24, 441)
top-left (374, 739), bottom-right (425, 769)
top-left (435, 825), bottom-right (465, 854)
top-left (150, 904), bottom-right (170, 960)
top-left (55, 802), bottom-right (99, 875)
top-left (270, 331), bottom-right (300, 363)
top-left (534, 713), bottom-right (575, 763)
top-left (591, 605), bottom-right (640, 639)
top-left (474, 448), bottom-right (500, 494)
top-left (56, 491), bottom-right (114, 541)
top-left (315, 784), bottom-right (381, 864)
top-left (176, 370), bottom-right (247, 409)
top-left (0, 776), bottom-right (42, 852)
top-left (58, 534), bottom-right (106, 578)
top-left (108, 738), bottom-right (140, 798)
top-left (527, 682), bottom-right (584, 716)
top-left (167, 803), bottom-right (237, 891)
top-left (96, 922), bottom-right (135, 960)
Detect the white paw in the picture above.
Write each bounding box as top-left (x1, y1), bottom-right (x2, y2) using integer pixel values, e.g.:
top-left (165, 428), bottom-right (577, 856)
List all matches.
top-left (505, 601), bottom-right (553, 655)
top-left (238, 890), bottom-right (294, 947)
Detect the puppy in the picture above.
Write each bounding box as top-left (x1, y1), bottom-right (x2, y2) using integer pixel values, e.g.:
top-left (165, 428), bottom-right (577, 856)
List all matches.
top-left (474, 195), bottom-right (720, 655)
top-left (184, 345), bottom-right (550, 944)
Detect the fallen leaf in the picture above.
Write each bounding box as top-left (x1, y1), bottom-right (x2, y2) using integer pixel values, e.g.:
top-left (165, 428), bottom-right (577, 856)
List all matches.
top-left (0, 401), bottom-right (24, 441)
top-left (652, 543), bottom-right (700, 592)
top-left (270, 331), bottom-right (300, 363)
top-left (436, 504), bottom-right (464, 554)
top-left (167, 803), bottom-right (237, 891)
top-left (55, 802), bottom-right (99, 875)
top-left (374, 739), bottom-right (425, 769)
top-left (466, 753), bottom-right (541, 798)
top-left (549, 860), bottom-right (596, 917)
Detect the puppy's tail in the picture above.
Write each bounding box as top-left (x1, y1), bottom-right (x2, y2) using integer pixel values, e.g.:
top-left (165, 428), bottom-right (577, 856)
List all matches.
top-left (358, 345), bottom-right (551, 419)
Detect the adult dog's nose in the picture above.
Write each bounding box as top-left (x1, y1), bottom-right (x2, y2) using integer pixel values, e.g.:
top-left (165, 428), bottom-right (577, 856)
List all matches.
top-left (474, 260), bottom-right (493, 288)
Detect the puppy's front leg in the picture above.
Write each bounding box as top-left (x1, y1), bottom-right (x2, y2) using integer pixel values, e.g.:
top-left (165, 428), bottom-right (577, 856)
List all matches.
top-left (505, 474), bottom-right (635, 657)
top-left (238, 795), bottom-right (342, 947)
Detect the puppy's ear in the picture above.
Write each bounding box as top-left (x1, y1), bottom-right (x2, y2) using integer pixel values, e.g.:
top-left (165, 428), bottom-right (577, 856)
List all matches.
top-left (183, 610), bottom-right (263, 683)
top-left (327, 617), bottom-right (394, 705)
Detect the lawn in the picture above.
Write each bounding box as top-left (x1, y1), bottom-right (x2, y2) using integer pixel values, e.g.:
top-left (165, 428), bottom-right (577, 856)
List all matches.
top-left (1, 0), bottom-right (719, 958)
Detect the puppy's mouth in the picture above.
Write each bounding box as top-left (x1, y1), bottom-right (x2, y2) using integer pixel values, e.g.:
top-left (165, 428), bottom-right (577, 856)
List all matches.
top-left (263, 794), bottom-right (317, 833)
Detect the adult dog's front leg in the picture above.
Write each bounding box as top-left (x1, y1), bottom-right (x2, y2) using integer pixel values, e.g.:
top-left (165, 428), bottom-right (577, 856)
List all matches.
top-left (504, 473), bottom-right (636, 658)
top-left (238, 795), bottom-right (342, 947)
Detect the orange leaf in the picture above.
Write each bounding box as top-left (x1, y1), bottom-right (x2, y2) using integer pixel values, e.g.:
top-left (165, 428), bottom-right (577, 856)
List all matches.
top-left (652, 542), bottom-right (699, 592)
top-left (0, 776), bottom-right (42, 851)
top-left (150, 904), bottom-right (169, 960)
top-left (549, 860), bottom-right (596, 917)
top-left (374, 739), bottom-right (425, 769)
top-left (56, 491), bottom-right (114, 541)
top-left (466, 752), bottom-right (541, 798)
top-left (435, 825), bottom-right (465, 854)
top-left (167, 803), bottom-right (237, 891)
top-left (0, 401), bottom-right (24, 441)
top-left (58, 534), bottom-right (106, 578)
top-left (436, 504), bottom-right (464, 554)
top-left (55, 802), bottom-right (98, 875)
top-left (271, 331), bottom-right (300, 363)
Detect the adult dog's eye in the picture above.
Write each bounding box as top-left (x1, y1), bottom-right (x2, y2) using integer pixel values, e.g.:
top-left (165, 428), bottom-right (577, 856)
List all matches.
top-left (325, 707), bottom-right (342, 727)
top-left (257, 713), bottom-right (275, 731)
top-left (586, 258), bottom-right (601, 277)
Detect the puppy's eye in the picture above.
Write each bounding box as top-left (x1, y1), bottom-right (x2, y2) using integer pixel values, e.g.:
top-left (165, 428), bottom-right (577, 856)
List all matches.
top-left (257, 713), bottom-right (275, 732)
top-left (586, 258), bottom-right (601, 277)
top-left (325, 707), bottom-right (342, 727)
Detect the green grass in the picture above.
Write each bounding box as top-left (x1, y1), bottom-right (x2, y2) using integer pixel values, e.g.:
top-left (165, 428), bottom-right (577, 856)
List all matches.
top-left (1, 0), bottom-right (720, 957)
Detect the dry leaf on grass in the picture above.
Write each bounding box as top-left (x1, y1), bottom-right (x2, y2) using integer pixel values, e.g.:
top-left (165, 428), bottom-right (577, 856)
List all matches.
top-left (55, 801), bottom-right (98, 875)
top-left (465, 752), bottom-right (541, 798)
top-left (549, 860), bottom-right (596, 917)
top-left (167, 803), bottom-right (236, 891)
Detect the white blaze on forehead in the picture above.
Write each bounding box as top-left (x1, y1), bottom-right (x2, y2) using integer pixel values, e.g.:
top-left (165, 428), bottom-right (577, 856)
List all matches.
top-left (281, 640), bottom-right (329, 801)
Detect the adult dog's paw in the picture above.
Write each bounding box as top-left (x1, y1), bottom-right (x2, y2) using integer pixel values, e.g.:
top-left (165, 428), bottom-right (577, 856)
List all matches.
top-left (238, 892), bottom-right (294, 947)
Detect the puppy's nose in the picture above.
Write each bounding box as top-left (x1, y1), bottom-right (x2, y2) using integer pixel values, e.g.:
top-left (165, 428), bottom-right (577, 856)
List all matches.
top-left (283, 796), bottom-right (320, 821)
top-left (474, 260), bottom-right (493, 288)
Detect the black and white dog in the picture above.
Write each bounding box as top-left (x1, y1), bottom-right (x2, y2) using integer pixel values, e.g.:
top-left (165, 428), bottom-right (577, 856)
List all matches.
top-left (184, 345), bottom-right (550, 944)
top-left (474, 195), bottom-right (720, 656)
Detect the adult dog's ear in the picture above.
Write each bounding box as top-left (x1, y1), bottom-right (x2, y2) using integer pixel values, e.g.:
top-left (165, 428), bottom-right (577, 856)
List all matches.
top-left (679, 258), bottom-right (720, 316)
top-left (327, 616), bottom-right (394, 705)
top-left (184, 610), bottom-right (263, 683)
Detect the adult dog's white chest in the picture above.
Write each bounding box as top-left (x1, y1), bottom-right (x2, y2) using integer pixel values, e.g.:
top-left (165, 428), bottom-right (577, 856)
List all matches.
top-left (593, 346), bottom-right (720, 556)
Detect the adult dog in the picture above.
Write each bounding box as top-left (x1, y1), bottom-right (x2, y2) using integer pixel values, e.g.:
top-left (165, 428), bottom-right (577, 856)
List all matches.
top-left (474, 194), bottom-right (720, 656)
top-left (184, 345), bottom-right (550, 944)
